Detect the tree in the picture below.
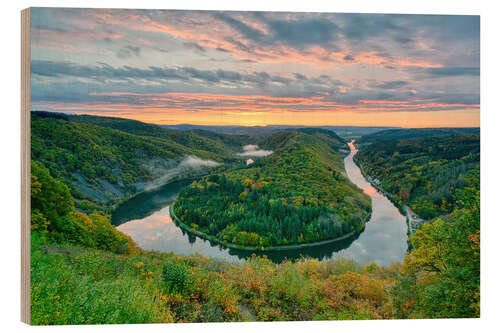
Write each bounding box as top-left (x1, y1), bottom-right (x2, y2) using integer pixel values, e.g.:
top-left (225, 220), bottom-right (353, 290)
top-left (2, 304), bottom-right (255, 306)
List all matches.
top-left (395, 168), bottom-right (479, 318)
top-left (31, 161), bottom-right (74, 227)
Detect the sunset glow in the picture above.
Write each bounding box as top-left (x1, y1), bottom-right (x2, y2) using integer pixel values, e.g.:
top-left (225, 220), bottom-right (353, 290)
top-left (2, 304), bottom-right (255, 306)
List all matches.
top-left (30, 9), bottom-right (480, 127)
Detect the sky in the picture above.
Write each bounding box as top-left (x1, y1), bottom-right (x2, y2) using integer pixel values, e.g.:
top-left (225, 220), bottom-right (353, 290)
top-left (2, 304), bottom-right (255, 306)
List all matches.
top-left (30, 8), bottom-right (480, 127)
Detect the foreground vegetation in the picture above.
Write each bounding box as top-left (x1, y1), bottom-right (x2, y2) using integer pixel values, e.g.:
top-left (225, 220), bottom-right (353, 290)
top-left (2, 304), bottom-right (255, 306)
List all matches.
top-left (174, 130), bottom-right (371, 248)
top-left (30, 117), bottom-right (480, 323)
top-left (31, 165), bottom-right (479, 323)
top-left (355, 134), bottom-right (479, 219)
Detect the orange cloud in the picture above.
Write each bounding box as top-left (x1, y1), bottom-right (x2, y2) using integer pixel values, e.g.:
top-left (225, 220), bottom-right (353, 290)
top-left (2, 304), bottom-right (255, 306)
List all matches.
top-left (34, 90), bottom-right (479, 128)
top-left (85, 10), bottom-right (444, 69)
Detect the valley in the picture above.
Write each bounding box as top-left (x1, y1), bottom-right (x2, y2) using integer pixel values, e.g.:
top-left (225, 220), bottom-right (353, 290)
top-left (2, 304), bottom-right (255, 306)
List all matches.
top-left (29, 112), bottom-right (480, 323)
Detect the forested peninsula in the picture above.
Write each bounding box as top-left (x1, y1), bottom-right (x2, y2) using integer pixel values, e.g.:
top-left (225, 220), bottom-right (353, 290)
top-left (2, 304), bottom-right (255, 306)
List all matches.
top-left (174, 130), bottom-right (371, 249)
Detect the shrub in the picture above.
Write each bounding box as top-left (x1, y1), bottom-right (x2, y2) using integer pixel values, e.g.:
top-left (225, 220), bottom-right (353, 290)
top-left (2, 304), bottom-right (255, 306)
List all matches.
top-left (162, 261), bottom-right (190, 294)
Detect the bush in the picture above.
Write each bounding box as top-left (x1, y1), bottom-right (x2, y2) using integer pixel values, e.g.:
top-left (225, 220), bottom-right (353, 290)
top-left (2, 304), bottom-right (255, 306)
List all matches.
top-left (162, 261), bottom-right (190, 294)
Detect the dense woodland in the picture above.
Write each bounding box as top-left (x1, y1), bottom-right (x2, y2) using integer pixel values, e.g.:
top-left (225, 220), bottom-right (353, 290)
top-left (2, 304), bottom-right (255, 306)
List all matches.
top-left (355, 133), bottom-right (480, 219)
top-left (31, 112), bottom-right (246, 211)
top-left (29, 114), bottom-right (480, 323)
top-left (31, 154), bottom-right (480, 323)
top-left (358, 127), bottom-right (480, 143)
top-left (174, 130), bottom-right (371, 248)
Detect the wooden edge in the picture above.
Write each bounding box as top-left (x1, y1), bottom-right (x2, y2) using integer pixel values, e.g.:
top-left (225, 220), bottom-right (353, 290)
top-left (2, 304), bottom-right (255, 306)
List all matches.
top-left (21, 7), bottom-right (31, 325)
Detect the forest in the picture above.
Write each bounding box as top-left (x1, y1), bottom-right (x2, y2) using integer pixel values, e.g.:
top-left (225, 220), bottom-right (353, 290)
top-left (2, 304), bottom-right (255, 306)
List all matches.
top-left (358, 127), bottom-right (480, 143)
top-left (355, 133), bottom-right (480, 219)
top-left (31, 112), bottom-right (247, 212)
top-left (29, 113), bottom-right (480, 323)
top-left (30, 154), bottom-right (480, 323)
top-left (174, 130), bottom-right (371, 248)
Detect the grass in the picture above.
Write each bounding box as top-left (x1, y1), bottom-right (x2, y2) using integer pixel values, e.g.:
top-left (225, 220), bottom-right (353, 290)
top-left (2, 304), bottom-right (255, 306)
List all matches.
top-left (30, 231), bottom-right (400, 324)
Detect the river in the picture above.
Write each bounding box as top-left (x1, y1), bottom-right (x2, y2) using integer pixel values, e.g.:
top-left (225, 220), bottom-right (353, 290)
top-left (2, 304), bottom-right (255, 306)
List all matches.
top-left (113, 141), bottom-right (408, 266)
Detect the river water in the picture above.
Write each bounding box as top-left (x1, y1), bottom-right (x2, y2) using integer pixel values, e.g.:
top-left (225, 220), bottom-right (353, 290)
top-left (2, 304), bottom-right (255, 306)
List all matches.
top-left (113, 142), bottom-right (407, 266)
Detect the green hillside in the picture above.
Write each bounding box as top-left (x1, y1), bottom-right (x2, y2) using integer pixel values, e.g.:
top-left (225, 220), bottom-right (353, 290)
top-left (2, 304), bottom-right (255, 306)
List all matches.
top-left (358, 127), bottom-right (479, 144)
top-left (31, 112), bottom-right (247, 212)
top-left (174, 130), bottom-right (371, 248)
top-left (29, 115), bottom-right (480, 323)
top-left (355, 133), bottom-right (480, 219)
top-left (68, 114), bottom-right (250, 156)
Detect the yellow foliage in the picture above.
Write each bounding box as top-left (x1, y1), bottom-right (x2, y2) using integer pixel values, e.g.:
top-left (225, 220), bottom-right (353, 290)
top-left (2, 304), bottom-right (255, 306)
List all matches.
top-left (242, 178), bottom-right (254, 187)
top-left (332, 272), bottom-right (388, 307)
top-left (295, 259), bottom-right (327, 280)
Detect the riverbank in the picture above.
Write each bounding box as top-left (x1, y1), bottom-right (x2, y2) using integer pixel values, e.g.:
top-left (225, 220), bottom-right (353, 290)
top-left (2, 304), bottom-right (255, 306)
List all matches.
top-left (351, 146), bottom-right (417, 250)
top-left (170, 201), bottom-right (369, 252)
top-left (356, 163), bottom-right (422, 238)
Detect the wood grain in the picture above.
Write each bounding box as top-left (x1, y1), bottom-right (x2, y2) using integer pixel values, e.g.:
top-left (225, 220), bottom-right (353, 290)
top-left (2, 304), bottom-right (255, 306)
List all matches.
top-left (21, 7), bottom-right (31, 325)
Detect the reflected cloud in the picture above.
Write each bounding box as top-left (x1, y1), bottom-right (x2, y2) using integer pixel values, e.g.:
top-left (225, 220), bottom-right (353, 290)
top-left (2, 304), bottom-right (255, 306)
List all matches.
top-left (363, 186), bottom-right (377, 195)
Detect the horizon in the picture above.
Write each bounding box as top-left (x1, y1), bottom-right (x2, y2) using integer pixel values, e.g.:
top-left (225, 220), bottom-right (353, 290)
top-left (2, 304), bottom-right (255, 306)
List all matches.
top-left (32, 110), bottom-right (481, 129)
top-left (30, 8), bottom-right (479, 128)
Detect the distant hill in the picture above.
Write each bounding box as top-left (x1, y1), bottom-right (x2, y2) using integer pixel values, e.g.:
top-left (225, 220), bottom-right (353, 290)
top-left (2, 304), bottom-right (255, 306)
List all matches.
top-left (359, 127), bottom-right (480, 143)
top-left (257, 128), bottom-right (347, 161)
top-left (296, 127), bottom-right (347, 144)
top-left (162, 124), bottom-right (398, 139)
top-left (67, 114), bottom-right (251, 155)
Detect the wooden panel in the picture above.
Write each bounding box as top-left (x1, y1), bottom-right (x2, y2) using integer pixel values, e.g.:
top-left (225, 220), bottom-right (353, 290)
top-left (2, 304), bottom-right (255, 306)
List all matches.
top-left (21, 7), bottom-right (31, 325)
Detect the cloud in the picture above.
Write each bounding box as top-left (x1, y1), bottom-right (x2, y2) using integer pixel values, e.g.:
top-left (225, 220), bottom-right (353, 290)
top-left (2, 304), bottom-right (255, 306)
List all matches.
top-left (215, 13), bottom-right (340, 51)
top-left (28, 9), bottom-right (480, 124)
top-left (183, 41), bottom-right (206, 53)
top-left (341, 14), bottom-right (401, 41)
top-left (30, 60), bottom-right (342, 97)
top-left (293, 73), bottom-right (307, 80)
top-left (236, 145), bottom-right (273, 157)
top-left (178, 155), bottom-right (220, 168)
top-left (214, 12), bottom-right (265, 42)
top-left (30, 9), bottom-right (480, 72)
top-left (29, 60), bottom-right (244, 84)
top-left (224, 37), bottom-right (254, 53)
top-left (375, 80), bottom-right (408, 89)
top-left (423, 67), bottom-right (480, 77)
top-left (30, 60), bottom-right (478, 116)
top-left (393, 36), bottom-right (413, 44)
top-left (264, 17), bottom-right (340, 49)
top-left (116, 45), bottom-right (141, 58)
top-left (144, 155), bottom-right (219, 191)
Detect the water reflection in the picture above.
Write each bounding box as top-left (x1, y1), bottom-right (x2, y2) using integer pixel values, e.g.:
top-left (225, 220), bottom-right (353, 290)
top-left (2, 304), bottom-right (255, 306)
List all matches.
top-left (117, 205), bottom-right (244, 264)
top-left (332, 140), bottom-right (408, 266)
top-left (112, 179), bottom-right (193, 226)
top-left (227, 232), bottom-right (361, 263)
top-left (113, 141), bottom-right (407, 266)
